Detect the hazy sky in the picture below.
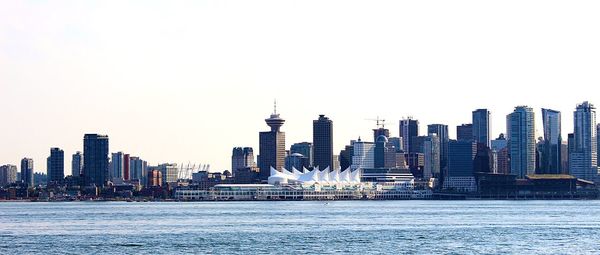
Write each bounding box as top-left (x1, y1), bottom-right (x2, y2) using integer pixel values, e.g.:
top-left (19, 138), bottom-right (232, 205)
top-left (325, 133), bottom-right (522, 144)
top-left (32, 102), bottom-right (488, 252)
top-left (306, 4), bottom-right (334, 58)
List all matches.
top-left (1, 1), bottom-right (599, 173)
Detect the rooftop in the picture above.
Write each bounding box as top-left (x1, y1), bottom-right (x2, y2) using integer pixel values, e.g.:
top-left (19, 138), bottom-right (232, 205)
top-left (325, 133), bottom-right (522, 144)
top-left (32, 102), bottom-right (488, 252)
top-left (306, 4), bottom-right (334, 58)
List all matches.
top-left (525, 174), bottom-right (576, 180)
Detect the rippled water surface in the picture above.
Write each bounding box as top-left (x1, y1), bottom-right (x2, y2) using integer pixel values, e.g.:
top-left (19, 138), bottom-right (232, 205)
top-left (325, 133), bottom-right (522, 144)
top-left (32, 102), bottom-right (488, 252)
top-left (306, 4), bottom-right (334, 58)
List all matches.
top-left (2, 200), bottom-right (600, 254)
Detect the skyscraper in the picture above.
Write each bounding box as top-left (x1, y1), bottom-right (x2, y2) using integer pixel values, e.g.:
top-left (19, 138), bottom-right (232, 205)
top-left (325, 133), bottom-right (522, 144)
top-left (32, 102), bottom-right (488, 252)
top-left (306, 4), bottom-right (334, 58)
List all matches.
top-left (388, 137), bottom-right (403, 152)
top-left (110, 152), bottom-right (124, 180)
top-left (507, 106), bottom-right (536, 179)
top-left (472, 109), bottom-right (491, 147)
top-left (399, 118), bottom-right (419, 153)
top-left (20, 158), bottom-right (34, 187)
top-left (313, 114), bottom-right (333, 169)
top-left (47, 148), bottom-right (64, 184)
top-left (427, 124), bottom-right (449, 175)
top-left (258, 107), bottom-right (286, 180)
top-left (285, 153), bottom-right (309, 171)
top-left (374, 135), bottom-right (396, 168)
top-left (456, 124), bottom-right (473, 142)
top-left (491, 134), bottom-right (509, 174)
top-left (129, 156), bottom-right (147, 182)
top-left (570, 101), bottom-right (598, 181)
top-left (541, 108), bottom-right (562, 174)
top-left (83, 134), bottom-right (109, 187)
top-left (423, 134), bottom-right (440, 179)
top-left (445, 140), bottom-right (477, 191)
top-left (339, 143), bottom-right (354, 170)
top-left (72, 151), bottom-right (83, 177)
top-left (373, 127), bottom-right (390, 141)
top-left (232, 147), bottom-right (255, 176)
top-left (123, 153), bottom-right (130, 181)
top-left (351, 138), bottom-right (375, 170)
top-left (473, 143), bottom-right (492, 173)
top-left (0, 165), bottom-right (18, 187)
top-left (290, 142), bottom-right (313, 167)
top-left (597, 124), bottom-right (600, 171)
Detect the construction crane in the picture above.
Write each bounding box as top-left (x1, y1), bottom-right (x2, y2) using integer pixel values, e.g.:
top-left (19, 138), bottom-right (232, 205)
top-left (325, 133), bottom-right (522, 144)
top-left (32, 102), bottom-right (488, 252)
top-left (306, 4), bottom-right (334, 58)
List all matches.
top-left (365, 116), bottom-right (387, 129)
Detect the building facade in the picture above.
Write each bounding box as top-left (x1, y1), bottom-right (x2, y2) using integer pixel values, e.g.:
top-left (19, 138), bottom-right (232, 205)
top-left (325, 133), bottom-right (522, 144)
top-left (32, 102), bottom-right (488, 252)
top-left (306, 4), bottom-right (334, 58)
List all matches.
top-left (110, 152), bottom-right (124, 180)
top-left (472, 109), bottom-right (491, 147)
top-left (491, 134), bottom-right (509, 174)
top-left (232, 147), bottom-right (256, 176)
top-left (129, 156), bottom-right (147, 183)
top-left (540, 108), bottom-right (562, 174)
top-left (507, 106), bottom-right (536, 179)
top-left (72, 151), bottom-right (83, 177)
top-left (290, 142), bottom-right (313, 167)
top-left (423, 134), bottom-right (440, 179)
top-left (569, 101), bottom-right (598, 181)
top-left (456, 124), bottom-right (473, 142)
top-left (445, 140), bottom-right (477, 191)
top-left (400, 118), bottom-right (419, 153)
top-left (83, 134), bottom-right (110, 187)
top-left (427, 124), bottom-right (449, 176)
top-left (258, 110), bottom-right (286, 180)
top-left (0, 165), bottom-right (18, 187)
top-left (47, 147), bottom-right (64, 184)
top-left (351, 138), bottom-right (375, 170)
top-left (313, 114), bottom-right (333, 169)
top-left (20, 158), bottom-right (34, 187)
top-left (374, 136), bottom-right (397, 168)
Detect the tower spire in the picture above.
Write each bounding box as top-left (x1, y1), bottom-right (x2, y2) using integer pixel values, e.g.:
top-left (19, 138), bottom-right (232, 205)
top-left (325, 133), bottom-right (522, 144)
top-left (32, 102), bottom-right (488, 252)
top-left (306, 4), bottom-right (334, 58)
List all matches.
top-left (274, 99), bottom-right (277, 114)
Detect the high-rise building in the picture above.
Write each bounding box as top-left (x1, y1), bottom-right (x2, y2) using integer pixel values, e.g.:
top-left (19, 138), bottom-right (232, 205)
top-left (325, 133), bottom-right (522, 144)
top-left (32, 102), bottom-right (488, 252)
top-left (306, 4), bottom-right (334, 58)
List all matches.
top-left (597, 124), bottom-right (600, 171)
top-left (474, 143), bottom-right (492, 173)
top-left (232, 147), bottom-right (255, 176)
top-left (290, 142), bottom-right (313, 167)
top-left (351, 138), bottom-right (375, 170)
top-left (47, 147), bottom-right (64, 184)
top-left (456, 124), bottom-right (473, 142)
top-left (423, 134), bottom-right (440, 179)
top-left (472, 109), bottom-right (491, 147)
top-left (258, 107), bottom-right (286, 180)
top-left (339, 143), bottom-right (354, 170)
top-left (388, 137), bottom-right (403, 152)
top-left (20, 158), bottom-right (34, 187)
top-left (72, 151), bottom-right (83, 177)
top-left (285, 153), bottom-right (309, 171)
top-left (561, 141), bottom-right (569, 174)
top-left (445, 140), bottom-right (477, 191)
top-left (374, 136), bottom-right (397, 168)
top-left (427, 124), bottom-right (449, 175)
top-left (570, 101), bottom-right (598, 181)
top-left (0, 165), bottom-right (18, 187)
top-left (152, 163), bottom-right (178, 185)
top-left (129, 156), bottom-right (147, 182)
top-left (540, 108), bottom-right (562, 174)
top-left (399, 118), bottom-right (419, 153)
top-left (123, 154), bottom-right (130, 181)
top-left (147, 169), bottom-right (162, 187)
top-left (313, 114), bottom-right (333, 169)
top-left (83, 134), bottom-right (109, 187)
top-left (373, 128), bottom-right (390, 141)
top-left (507, 106), bottom-right (536, 179)
top-left (491, 134), bottom-right (509, 174)
top-left (110, 152), bottom-right (124, 180)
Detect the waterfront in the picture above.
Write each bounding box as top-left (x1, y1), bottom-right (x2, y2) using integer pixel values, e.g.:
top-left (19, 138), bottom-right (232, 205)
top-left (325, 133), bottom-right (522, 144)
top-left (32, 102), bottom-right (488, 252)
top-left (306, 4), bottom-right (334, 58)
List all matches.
top-left (2, 201), bottom-right (600, 254)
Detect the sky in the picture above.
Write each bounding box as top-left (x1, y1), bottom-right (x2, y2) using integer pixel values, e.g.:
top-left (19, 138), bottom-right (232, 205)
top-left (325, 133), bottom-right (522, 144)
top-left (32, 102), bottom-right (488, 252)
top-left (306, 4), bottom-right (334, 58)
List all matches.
top-left (1, 0), bottom-right (599, 173)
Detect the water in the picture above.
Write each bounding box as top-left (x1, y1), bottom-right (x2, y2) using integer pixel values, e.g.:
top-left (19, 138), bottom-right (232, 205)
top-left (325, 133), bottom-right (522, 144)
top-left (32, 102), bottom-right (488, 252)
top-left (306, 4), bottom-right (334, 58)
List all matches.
top-left (1, 200), bottom-right (600, 254)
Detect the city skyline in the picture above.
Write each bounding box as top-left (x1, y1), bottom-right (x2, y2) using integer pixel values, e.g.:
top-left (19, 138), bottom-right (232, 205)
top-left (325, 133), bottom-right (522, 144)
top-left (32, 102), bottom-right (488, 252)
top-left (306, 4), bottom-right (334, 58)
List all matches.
top-left (1, 103), bottom-right (599, 174)
top-left (2, 1), bottom-right (600, 172)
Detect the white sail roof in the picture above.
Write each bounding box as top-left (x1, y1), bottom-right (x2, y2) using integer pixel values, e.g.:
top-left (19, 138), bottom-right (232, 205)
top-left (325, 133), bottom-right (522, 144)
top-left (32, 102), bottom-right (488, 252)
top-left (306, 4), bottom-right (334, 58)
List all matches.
top-left (269, 167), bottom-right (362, 186)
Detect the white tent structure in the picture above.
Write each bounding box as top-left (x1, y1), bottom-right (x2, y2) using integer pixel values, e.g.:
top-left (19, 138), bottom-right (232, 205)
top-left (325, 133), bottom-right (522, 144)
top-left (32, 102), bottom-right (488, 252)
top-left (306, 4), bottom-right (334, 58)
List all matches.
top-left (268, 167), bottom-right (362, 186)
